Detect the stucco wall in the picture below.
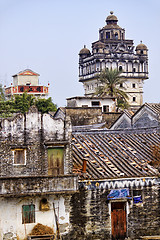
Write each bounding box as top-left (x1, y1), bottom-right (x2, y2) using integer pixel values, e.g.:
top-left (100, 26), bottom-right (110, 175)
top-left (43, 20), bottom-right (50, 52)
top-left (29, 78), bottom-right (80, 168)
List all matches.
top-left (0, 195), bottom-right (71, 240)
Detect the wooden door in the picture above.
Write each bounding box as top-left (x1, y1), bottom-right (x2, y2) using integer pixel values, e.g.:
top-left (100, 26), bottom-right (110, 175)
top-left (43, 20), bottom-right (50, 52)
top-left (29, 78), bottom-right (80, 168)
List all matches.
top-left (111, 202), bottom-right (126, 240)
top-left (48, 148), bottom-right (64, 176)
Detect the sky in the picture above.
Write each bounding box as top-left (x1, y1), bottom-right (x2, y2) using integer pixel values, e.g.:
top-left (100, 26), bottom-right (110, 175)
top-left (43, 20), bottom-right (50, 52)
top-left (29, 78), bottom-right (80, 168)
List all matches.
top-left (0, 0), bottom-right (160, 107)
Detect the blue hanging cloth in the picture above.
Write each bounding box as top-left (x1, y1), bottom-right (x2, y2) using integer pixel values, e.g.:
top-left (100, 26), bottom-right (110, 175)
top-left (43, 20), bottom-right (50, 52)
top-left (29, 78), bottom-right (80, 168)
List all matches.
top-left (133, 196), bottom-right (142, 203)
top-left (107, 188), bottom-right (132, 200)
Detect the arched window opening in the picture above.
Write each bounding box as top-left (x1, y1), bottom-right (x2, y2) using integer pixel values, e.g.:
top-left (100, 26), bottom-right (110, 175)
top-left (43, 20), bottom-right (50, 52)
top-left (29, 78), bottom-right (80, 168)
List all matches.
top-left (119, 66), bottom-right (123, 71)
top-left (106, 32), bottom-right (110, 39)
top-left (115, 33), bottom-right (118, 40)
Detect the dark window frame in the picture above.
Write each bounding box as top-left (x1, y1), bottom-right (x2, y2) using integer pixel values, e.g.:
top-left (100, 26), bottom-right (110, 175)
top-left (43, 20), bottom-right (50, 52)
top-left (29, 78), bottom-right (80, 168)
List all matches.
top-left (13, 149), bottom-right (26, 165)
top-left (91, 101), bottom-right (100, 106)
top-left (22, 204), bottom-right (35, 224)
top-left (119, 66), bottom-right (123, 71)
top-left (133, 97), bottom-right (136, 102)
top-left (103, 105), bottom-right (109, 113)
top-left (106, 32), bottom-right (110, 39)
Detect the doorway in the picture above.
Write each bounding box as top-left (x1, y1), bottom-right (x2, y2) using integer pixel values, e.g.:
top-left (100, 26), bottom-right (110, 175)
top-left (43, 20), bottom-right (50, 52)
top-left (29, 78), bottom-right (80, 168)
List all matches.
top-left (111, 202), bottom-right (127, 240)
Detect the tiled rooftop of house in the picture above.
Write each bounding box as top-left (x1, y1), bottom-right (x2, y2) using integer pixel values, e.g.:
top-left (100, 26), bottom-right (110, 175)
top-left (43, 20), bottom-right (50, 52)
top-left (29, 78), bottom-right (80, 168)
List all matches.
top-left (72, 127), bottom-right (160, 179)
top-left (145, 103), bottom-right (160, 114)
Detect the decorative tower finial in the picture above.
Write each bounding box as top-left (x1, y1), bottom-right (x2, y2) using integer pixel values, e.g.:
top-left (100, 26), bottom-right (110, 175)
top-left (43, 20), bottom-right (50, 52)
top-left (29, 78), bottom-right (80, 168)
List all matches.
top-left (110, 11), bottom-right (114, 15)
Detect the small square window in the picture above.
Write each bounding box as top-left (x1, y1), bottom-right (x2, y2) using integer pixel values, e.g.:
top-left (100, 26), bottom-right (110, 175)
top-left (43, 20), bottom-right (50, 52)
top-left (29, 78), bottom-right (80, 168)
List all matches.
top-left (133, 189), bottom-right (143, 204)
top-left (133, 97), bottom-right (136, 102)
top-left (91, 101), bottom-right (100, 106)
top-left (12, 149), bottom-right (26, 165)
top-left (132, 83), bottom-right (136, 88)
top-left (103, 105), bottom-right (109, 113)
top-left (22, 204), bottom-right (35, 224)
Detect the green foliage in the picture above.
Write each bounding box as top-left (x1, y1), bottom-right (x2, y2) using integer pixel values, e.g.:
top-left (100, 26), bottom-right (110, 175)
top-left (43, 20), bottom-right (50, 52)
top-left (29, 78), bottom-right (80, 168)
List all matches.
top-left (0, 92), bottom-right (57, 118)
top-left (0, 99), bottom-right (17, 118)
top-left (95, 68), bottom-right (129, 111)
top-left (116, 97), bottom-right (129, 112)
top-left (14, 92), bottom-right (35, 114)
top-left (35, 97), bottom-right (57, 113)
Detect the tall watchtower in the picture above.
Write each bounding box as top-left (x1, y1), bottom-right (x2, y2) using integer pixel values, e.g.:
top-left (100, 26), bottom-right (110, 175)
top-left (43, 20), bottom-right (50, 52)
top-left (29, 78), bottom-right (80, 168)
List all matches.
top-left (79, 12), bottom-right (148, 110)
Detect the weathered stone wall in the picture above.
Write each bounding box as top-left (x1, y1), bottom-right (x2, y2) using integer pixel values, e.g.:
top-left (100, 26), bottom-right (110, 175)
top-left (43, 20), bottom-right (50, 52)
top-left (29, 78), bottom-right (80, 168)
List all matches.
top-left (102, 112), bottom-right (121, 128)
top-left (0, 106), bottom-right (73, 177)
top-left (66, 107), bottom-right (103, 126)
top-left (63, 188), bottom-right (111, 240)
top-left (128, 185), bottom-right (160, 239)
top-left (63, 182), bottom-right (160, 240)
top-left (66, 107), bottom-right (121, 128)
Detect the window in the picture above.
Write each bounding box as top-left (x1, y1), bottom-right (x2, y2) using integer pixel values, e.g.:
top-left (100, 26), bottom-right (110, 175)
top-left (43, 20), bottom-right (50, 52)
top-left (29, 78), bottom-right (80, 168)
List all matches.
top-left (120, 83), bottom-right (123, 88)
top-left (133, 97), bottom-right (136, 102)
top-left (48, 148), bottom-right (64, 176)
top-left (141, 50), bottom-right (143, 54)
top-left (133, 189), bottom-right (143, 204)
top-left (106, 32), bottom-right (110, 39)
top-left (91, 101), bottom-right (100, 106)
top-left (103, 105), bottom-right (109, 113)
top-left (115, 33), bottom-right (118, 39)
top-left (22, 204), bottom-right (35, 224)
top-left (132, 83), bottom-right (136, 88)
top-left (13, 149), bottom-right (26, 165)
top-left (133, 68), bottom-right (136, 72)
top-left (119, 66), bottom-right (123, 71)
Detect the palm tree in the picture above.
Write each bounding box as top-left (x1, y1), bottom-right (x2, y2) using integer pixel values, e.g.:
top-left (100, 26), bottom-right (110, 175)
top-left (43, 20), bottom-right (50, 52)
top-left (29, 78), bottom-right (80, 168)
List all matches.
top-left (94, 68), bottom-right (129, 110)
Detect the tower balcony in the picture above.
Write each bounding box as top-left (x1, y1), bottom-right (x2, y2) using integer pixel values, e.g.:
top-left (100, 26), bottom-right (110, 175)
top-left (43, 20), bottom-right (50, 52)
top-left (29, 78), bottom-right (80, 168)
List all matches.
top-left (5, 85), bottom-right (49, 99)
top-left (79, 71), bottom-right (148, 82)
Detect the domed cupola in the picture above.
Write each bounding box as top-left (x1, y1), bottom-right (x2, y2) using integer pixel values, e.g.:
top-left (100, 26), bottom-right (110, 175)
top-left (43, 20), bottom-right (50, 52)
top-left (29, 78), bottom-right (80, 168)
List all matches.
top-left (106, 11), bottom-right (118, 25)
top-left (79, 45), bottom-right (91, 58)
top-left (99, 11), bottom-right (125, 41)
top-left (136, 41), bottom-right (148, 55)
top-left (92, 41), bottom-right (105, 54)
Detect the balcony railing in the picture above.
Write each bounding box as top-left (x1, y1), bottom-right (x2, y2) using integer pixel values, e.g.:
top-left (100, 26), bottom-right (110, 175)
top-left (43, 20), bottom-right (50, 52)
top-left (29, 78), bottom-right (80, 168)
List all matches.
top-left (0, 175), bottom-right (78, 196)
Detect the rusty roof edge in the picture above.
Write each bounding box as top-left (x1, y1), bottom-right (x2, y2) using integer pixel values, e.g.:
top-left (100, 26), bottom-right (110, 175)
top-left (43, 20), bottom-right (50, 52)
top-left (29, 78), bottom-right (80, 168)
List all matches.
top-left (72, 125), bottom-right (160, 135)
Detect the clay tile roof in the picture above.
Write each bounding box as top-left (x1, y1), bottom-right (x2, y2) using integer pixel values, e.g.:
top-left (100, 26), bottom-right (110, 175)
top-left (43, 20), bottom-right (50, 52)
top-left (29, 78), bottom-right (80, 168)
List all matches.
top-left (145, 103), bottom-right (160, 114)
top-left (72, 128), bottom-right (159, 180)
